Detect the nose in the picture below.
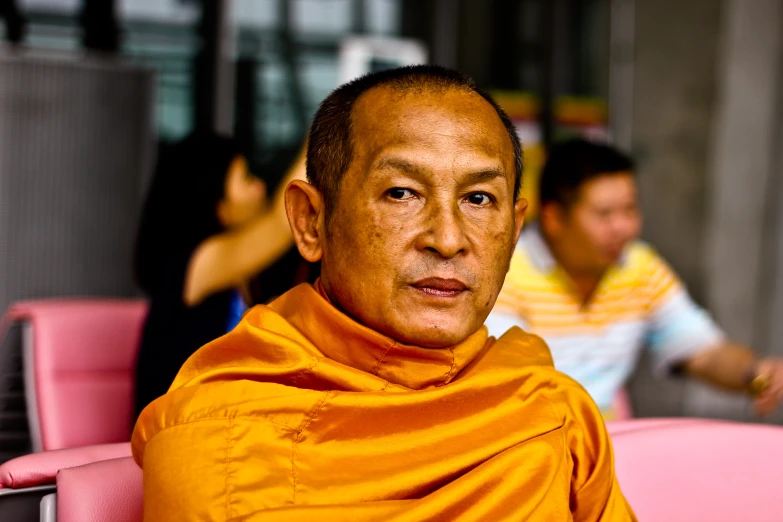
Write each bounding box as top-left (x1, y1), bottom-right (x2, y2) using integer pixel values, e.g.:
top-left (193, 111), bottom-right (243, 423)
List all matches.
top-left (611, 210), bottom-right (640, 239)
top-left (414, 199), bottom-right (470, 259)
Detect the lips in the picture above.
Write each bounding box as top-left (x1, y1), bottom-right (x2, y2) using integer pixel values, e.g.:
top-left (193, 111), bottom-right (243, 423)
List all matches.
top-left (411, 277), bottom-right (467, 298)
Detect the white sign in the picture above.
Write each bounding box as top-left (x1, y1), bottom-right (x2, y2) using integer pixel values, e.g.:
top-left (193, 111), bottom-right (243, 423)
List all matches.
top-left (337, 36), bottom-right (427, 85)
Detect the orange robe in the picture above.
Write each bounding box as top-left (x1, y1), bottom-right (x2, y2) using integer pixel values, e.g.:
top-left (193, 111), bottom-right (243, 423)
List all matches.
top-left (132, 282), bottom-right (635, 521)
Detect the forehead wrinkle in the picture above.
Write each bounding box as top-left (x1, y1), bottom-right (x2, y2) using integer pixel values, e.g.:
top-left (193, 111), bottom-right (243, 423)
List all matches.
top-left (373, 157), bottom-right (432, 176)
top-left (351, 88), bottom-right (515, 186)
top-left (373, 153), bottom-right (507, 185)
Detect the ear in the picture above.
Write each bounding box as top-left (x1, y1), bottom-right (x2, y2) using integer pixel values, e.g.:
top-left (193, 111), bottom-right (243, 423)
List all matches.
top-left (539, 202), bottom-right (565, 237)
top-left (513, 197), bottom-right (528, 243)
top-left (285, 180), bottom-right (326, 263)
top-left (215, 200), bottom-right (230, 228)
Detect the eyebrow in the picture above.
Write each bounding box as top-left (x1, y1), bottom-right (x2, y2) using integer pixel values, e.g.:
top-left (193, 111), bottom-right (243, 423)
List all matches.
top-left (465, 168), bottom-right (506, 184)
top-left (374, 157), bottom-right (507, 183)
top-left (374, 157), bottom-right (424, 175)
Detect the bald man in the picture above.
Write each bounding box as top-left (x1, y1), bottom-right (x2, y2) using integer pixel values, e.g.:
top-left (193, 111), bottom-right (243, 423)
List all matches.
top-left (132, 66), bottom-right (635, 521)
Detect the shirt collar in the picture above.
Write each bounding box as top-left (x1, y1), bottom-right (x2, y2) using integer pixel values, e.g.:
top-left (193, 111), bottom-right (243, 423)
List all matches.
top-left (267, 281), bottom-right (490, 390)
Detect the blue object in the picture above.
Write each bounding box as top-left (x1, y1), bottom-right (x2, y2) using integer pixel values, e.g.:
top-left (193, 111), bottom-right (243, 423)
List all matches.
top-left (226, 290), bottom-right (248, 332)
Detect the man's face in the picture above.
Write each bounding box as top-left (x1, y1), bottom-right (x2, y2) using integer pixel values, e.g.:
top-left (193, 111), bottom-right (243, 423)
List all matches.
top-left (549, 172), bottom-right (641, 273)
top-left (317, 87), bottom-right (525, 347)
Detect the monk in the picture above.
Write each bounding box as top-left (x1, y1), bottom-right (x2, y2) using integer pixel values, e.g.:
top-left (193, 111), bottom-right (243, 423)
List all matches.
top-left (132, 65), bottom-right (636, 521)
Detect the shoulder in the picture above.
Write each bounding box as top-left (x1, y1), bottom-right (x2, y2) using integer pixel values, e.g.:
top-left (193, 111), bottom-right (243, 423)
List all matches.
top-left (624, 241), bottom-right (672, 273)
top-left (493, 327), bottom-right (554, 366)
top-left (623, 242), bottom-right (683, 303)
top-left (490, 328), bottom-right (599, 411)
top-left (491, 327), bottom-right (600, 406)
top-left (132, 378), bottom-right (327, 466)
top-left (131, 378), bottom-right (325, 519)
top-left (132, 299), bottom-right (326, 465)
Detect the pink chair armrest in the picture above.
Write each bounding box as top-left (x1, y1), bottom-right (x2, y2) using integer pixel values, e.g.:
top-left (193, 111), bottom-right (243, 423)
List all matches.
top-left (56, 457), bottom-right (142, 522)
top-left (611, 420), bottom-right (783, 521)
top-left (0, 443), bottom-right (131, 489)
top-left (606, 417), bottom-right (712, 436)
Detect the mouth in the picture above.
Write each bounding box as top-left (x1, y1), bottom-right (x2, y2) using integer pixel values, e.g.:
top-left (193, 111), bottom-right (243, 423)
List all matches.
top-left (410, 277), bottom-right (468, 298)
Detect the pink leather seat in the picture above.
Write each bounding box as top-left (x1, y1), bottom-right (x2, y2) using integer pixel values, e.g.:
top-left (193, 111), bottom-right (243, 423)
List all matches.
top-left (56, 457), bottom-right (142, 522)
top-left (0, 443), bottom-right (131, 521)
top-left (6, 420), bottom-right (782, 521)
top-left (6, 299), bottom-right (147, 451)
top-left (611, 419), bottom-right (783, 521)
top-left (0, 442), bottom-right (131, 490)
top-left (606, 417), bottom-right (708, 436)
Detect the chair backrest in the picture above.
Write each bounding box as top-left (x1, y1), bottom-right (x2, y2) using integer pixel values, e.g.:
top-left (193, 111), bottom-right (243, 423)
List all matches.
top-left (0, 319), bottom-right (32, 464)
top-left (56, 456), bottom-right (142, 522)
top-left (611, 420), bottom-right (783, 521)
top-left (7, 299), bottom-right (147, 451)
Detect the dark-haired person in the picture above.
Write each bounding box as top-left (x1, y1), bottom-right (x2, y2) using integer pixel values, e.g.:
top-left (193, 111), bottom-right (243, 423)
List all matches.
top-left (486, 138), bottom-right (783, 420)
top-left (133, 133), bottom-right (308, 419)
top-left (132, 67), bottom-right (635, 520)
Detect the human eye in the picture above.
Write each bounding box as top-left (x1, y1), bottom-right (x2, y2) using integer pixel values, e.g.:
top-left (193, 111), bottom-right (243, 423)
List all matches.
top-left (592, 207), bottom-right (612, 220)
top-left (386, 187), bottom-right (416, 200)
top-left (464, 192), bottom-right (495, 206)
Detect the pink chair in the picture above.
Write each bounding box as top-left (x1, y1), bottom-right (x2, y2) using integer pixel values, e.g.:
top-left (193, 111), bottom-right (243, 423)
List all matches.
top-left (0, 443), bottom-right (131, 521)
top-left (611, 419), bottom-right (783, 521)
top-left (7, 419), bottom-right (783, 521)
top-left (612, 387), bottom-right (633, 420)
top-left (3, 299), bottom-right (147, 451)
top-left (606, 417), bottom-right (708, 436)
top-left (54, 457), bottom-right (142, 522)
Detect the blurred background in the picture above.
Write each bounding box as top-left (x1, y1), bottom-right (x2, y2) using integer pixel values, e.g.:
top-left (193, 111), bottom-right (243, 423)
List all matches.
top-left (0, 0), bottom-right (781, 424)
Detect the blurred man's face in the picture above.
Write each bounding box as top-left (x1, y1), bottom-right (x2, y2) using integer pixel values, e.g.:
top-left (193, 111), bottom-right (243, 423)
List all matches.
top-left (302, 86), bottom-right (526, 347)
top-left (545, 173), bottom-right (641, 274)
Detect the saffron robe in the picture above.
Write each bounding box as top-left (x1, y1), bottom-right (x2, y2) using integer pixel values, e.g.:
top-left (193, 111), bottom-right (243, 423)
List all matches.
top-left (132, 282), bottom-right (635, 521)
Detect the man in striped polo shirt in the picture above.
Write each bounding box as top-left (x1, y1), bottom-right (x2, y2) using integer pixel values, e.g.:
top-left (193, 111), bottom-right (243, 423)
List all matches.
top-left (486, 139), bottom-right (783, 418)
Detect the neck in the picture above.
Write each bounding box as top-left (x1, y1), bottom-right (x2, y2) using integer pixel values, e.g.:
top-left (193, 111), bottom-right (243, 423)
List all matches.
top-left (541, 231), bottom-right (603, 305)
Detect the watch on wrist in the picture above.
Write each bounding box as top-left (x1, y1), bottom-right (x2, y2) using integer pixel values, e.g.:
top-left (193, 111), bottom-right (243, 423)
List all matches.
top-left (746, 362), bottom-right (770, 396)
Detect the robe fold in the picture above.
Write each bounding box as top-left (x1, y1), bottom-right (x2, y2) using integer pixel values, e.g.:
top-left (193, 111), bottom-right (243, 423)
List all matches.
top-left (132, 282), bottom-right (635, 521)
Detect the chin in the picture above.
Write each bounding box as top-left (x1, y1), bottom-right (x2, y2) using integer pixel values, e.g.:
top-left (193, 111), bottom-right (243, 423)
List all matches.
top-left (594, 251), bottom-right (619, 268)
top-left (395, 322), bottom-right (478, 348)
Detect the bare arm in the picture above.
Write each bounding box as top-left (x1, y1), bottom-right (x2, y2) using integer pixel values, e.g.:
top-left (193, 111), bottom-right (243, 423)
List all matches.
top-left (640, 251), bottom-right (783, 414)
top-left (182, 145), bottom-right (307, 306)
top-left (681, 341), bottom-right (755, 391)
top-left (683, 342), bottom-right (783, 415)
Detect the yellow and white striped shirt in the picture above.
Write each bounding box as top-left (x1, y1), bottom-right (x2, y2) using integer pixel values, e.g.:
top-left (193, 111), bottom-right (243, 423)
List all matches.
top-left (486, 224), bottom-right (724, 412)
